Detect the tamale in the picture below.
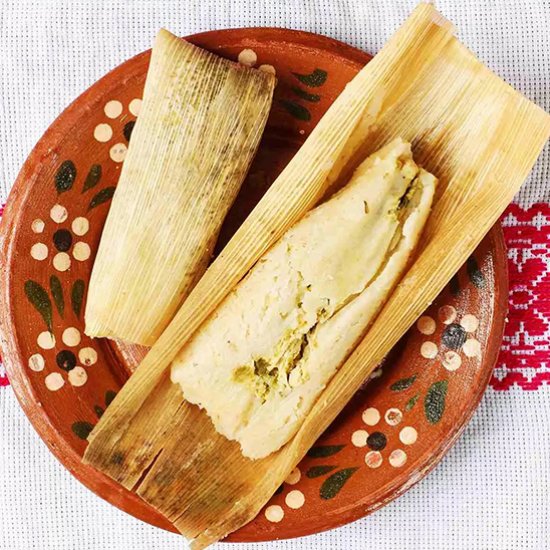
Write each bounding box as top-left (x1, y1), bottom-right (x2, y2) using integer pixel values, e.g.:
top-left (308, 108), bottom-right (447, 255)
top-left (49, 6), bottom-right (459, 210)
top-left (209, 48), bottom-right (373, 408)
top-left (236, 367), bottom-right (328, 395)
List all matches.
top-left (85, 29), bottom-right (275, 346)
top-left (171, 138), bottom-right (436, 458)
top-left (84, 5), bottom-right (550, 549)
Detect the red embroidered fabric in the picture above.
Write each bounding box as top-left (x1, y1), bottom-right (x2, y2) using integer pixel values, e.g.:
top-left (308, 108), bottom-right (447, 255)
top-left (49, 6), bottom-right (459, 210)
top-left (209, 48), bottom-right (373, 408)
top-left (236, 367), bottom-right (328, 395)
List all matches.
top-left (493, 203), bottom-right (550, 390)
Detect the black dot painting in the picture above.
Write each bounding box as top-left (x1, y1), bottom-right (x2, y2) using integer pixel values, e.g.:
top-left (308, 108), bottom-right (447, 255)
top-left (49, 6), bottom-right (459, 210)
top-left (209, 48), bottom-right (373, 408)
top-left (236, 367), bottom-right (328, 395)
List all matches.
top-left (442, 323), bottom-right (467, 350)
top-left (53, 229), bottom-right (72, 252)
top-left (367, 431), bottom-right (387, 451)
top-left (56, 350), bottom-right (77, 371)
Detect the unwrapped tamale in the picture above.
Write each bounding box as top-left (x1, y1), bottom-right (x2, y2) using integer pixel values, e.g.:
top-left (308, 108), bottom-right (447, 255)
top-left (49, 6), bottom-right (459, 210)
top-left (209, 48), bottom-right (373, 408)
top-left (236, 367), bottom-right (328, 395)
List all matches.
top-left (85, 29), bottom-right (275, 345)
top-left (171, 138), bottom-right (436, 458)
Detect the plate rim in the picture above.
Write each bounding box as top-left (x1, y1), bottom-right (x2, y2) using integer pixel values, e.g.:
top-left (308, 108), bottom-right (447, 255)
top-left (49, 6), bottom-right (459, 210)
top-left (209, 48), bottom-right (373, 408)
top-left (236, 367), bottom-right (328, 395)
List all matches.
top-left (0, 26), bottom-right (509, 543)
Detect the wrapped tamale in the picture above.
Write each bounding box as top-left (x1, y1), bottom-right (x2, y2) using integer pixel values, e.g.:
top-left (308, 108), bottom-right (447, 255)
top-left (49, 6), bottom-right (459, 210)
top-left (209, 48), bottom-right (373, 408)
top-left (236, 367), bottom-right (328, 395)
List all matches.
top-left (85, 29), bottom-right (275, 345)
top-left (171, 138), bottom-right (436, 458)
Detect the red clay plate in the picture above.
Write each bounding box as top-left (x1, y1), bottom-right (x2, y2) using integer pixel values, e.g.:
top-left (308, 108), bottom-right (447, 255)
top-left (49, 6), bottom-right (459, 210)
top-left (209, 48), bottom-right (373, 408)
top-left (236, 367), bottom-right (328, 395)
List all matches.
top-left (0, 28), bottom-right (508, 542)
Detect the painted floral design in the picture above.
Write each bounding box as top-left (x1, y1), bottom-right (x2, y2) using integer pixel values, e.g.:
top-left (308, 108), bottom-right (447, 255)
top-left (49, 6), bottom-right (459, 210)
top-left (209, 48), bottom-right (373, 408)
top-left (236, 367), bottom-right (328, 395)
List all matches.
top-left (236, 47), bottom-right (325, 123)
top-left (93, 97), bottom-right (140, 162)
top-left (28, 323), bottom-right (98, 391)
top-left (26, 199), bottom-right (94, 391)
top-left (305, 445), bottom-right (360, 497)
top-left (30, 202), bottom-right (92, 270)
top-left (72, 389), bottom-right (117, 440)
top-left (281, 68), bottom-right (327, 121)
top-left (263, 466), bottom-right (306, 523)
top-left (416, 304), bottom-right (482, 371)
top-left (24, 97), bottom-right (141, 393)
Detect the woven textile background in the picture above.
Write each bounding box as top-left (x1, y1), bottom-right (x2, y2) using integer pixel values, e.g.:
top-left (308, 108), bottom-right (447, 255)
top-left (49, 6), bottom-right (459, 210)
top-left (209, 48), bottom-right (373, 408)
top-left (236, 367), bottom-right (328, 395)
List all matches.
top-left (1, 1), bottom-right (549, 549)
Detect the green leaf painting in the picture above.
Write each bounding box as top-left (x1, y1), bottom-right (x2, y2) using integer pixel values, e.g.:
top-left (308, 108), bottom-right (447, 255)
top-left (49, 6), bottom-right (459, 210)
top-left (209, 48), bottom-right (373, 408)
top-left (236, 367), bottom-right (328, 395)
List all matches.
top-left (424, 380), bottom-right (448, 424)
top-left (71, 279), bottom-right (85, 318)
top-left (71, 421), bottom-right (94, 440)
top-left (405, 394), bottom-right (420, 411)
top-left (72, 391), bottom-right (117, 442)
top-left (24, 280), bottom-right (53, 331)
top-left (279, 100), bottom-right (311, 121)
top-left (49, 275), bottom-right (64, 317)
top-left (88, 186), bottom-right (116, 210)
top-left (82, 164), bottom-right (102, 192)
top-left (320, 467), bottom-right (358, 499)
top-left (390, 374), bottom-right (417, 392)
top-left (55, 160), bottom-right (76, 194)
top-left (292, 68), bottom-right (328, 87)
top-left (291, 86), bottom-right (321, 102)
top-left (306, 465), bottom-right (337, 478)
top-left (307, 445), bottom-right (345, 458)
top-left (467, 255), bottom-right (486, 289)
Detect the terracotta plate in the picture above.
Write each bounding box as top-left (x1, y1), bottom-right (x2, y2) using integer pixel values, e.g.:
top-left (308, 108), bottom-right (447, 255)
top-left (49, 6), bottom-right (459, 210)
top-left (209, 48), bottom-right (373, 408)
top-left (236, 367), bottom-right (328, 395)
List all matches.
top-left (0, 29), bottom-right (508, 542)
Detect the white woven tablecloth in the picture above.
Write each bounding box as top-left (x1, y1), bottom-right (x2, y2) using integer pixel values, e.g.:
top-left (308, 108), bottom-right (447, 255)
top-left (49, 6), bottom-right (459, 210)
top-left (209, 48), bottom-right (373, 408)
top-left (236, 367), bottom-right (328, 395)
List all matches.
top-left (1, 1), bottom-right (549, 549)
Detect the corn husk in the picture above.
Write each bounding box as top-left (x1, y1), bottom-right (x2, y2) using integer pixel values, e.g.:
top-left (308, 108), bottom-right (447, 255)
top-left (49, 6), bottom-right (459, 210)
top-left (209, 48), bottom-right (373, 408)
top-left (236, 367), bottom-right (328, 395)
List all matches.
top-left (85, 29), bottom-right (275, 346)
top-left (83, 5), bottom-right (550, 549)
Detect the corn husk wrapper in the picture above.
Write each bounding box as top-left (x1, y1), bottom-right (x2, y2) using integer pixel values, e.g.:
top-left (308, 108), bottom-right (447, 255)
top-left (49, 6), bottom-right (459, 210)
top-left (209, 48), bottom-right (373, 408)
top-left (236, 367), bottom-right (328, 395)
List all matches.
top-left (84, 4), bottom-right (550, 548)
top-left (85, 29), bottom-right (275, 346)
